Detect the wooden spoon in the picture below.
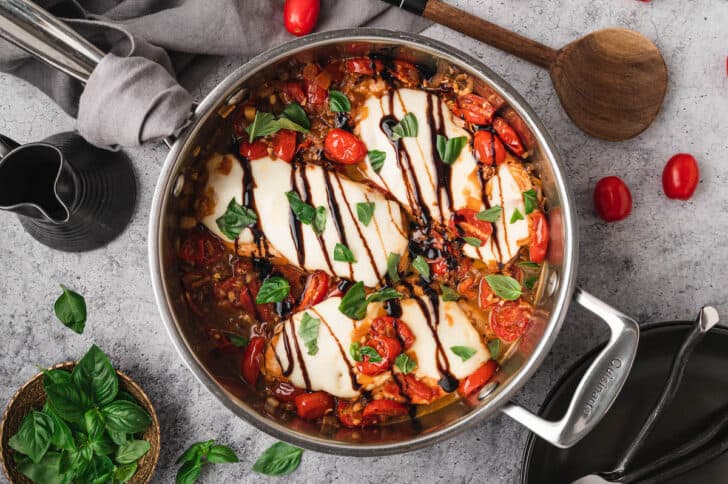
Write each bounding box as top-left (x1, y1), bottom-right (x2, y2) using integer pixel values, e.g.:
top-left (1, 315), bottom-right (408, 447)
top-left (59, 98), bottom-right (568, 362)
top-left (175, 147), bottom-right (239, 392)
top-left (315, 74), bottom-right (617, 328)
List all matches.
top-left (383, 0), bottom-right (668, 141)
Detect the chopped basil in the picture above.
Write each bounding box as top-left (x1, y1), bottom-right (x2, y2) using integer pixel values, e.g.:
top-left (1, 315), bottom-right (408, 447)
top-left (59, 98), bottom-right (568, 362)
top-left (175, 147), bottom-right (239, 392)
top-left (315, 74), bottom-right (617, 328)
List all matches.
top-left (412, 255), bottom-right (430, 281)
top-left (280, 103), bottom-right (311, 131)
top-left (338, 281), bottom-right (368, 320)
top-left (298, 312), bottom-right (320, 356)
top-left (350, 343), bottom-right (383, 363)
top-left (436, 135), bottom-right (468, 165)
top-left (488, 339), bottom-right (502, 359)
top-left (246, 106), bottom-right (309, 142)
top-left (54, 285), bottom-right (86, 334)
top-left (477, 205), bottom-right (502, 222)
top-left (394, 353), bottom-right (417, 374)
top-left (510, 207), bottom-right (524, 224)
top-left (367, 288), bottom-right (403, 303)
top-left (245, 111), bottom-right (280, 142)
top-left (255, 276), bottom-right (290, 304)
top-left (285, 191), bottom-right (315, 224)
top-left (252, 442), bottom-right (302, 476)
top-left (516, 261), bottom-right (541, 270)
top-left (228, 335), bottom-right (248, 347)
top-left (524, 275), bottom-right (539, 290)
top-left (391, 113), bottom-right (418, 140)
top-left (277, 117), bottom-right (310, 134)
top-left (333, 243), bottom-right (357, 263)
top-left (349, 342), bottom-right (362, 362)
top-left (450, 346), bottom-right (477, 361)
top-left (441, 285), bottom-right (460, 301)
top-left (463, 236), bottom-right (482, 247)
top-left (313, 206), bottom-right (327, 235)
top-left (368, 150), bottom-right (386, 173)
top-left (387, 252), bottom-right (401, 283)
top-left (328, 90), bottom-right (351, 112)
top-left (485, 274), bottom-right (522, 301)
top-left (523, 189), bottom-right (538, 214)
top-left (356, 202), bottom-right (375, 226)
top-left (216, 197), bottom-right (257, 240)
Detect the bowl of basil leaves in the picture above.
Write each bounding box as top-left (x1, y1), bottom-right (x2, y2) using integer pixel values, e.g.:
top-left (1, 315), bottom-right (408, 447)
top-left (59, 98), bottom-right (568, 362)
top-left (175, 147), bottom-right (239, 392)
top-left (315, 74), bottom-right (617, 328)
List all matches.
top-left (0, 345), bottom-right (160, 483)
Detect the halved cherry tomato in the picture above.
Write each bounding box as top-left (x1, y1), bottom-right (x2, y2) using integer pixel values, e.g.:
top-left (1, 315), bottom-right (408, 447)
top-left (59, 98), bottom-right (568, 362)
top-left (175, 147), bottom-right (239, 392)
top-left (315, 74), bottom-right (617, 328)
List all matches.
top-left (337, 400), bottom-right (363, 428)
top-left (370, 317), bottom-right (416, 350)
top-left (324, 128), bottom-right (368, 164)
top-left (304, 68), bottom-right (328, 107)
top-left (344, 57), bottom-right (384, 76)
top-left (179, 231), bottom-right (225, 265)
top-left (241, 336), bottom-right (266, 386)
top-left (283, 0), bottom-right (320, 37)
top-left (281, 81), bottom-right (306, 104)
top-left (473, 130), bottom-right (506, 166)
top-left (457, 277), bottom-right (479, 300)
top-left (529, 211), bottom-right (549, 264)
top-left (450, 208), bottom-right (493, 243)
top-left (478, 278), bottom-right (497, 310)
top-left (493, 117), bottom-right (526, 157)
top-left (356, 336), bottom-right (401, 376)
top-left (400, 374), bottom-right (440, 404)
top-left (662, 153), bottom-right (699, 200)
top-left (430, 258), bottom-right (450, 277)
top-left (594, 176), bottom-right (632, 222)
top-left (294, 391), bottom-right (334, 420)
top-left (458, 360), bottom-right (498, 397)
top-left (453, 94), bottom-right (495, 125)
top-left (490, 302), bottom-right (533, 342)
top-left (213, 277), bottom-right (257, 314)
top-left (361, 400), bottom-right (409, 426)
top-left (273, 130), bottom-right (297, 163)
top-left (239, 139), bottom-right (268, 160)
top-left (297, 270), bottom-right (329, 310)
top-left (271, 381), bottom-right (304, 403)
top-left (389, 60), bottom-right (420, 85)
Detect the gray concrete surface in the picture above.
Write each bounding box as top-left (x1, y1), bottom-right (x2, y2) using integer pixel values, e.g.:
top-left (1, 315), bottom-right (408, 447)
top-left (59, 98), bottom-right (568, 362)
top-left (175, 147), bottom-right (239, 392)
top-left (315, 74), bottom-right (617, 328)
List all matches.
top-left (1, 0), bottom-right (727, 482)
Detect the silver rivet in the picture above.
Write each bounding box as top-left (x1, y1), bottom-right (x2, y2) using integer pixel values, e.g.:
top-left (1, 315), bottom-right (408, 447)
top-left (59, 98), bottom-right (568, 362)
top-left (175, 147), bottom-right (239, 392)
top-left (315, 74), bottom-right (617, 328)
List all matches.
top-left (547, 270), bottom-right (560, 297)
top-left (477, 381), bottom-right (498, 400)
top-left (172, 174), bottom-right (185, 197)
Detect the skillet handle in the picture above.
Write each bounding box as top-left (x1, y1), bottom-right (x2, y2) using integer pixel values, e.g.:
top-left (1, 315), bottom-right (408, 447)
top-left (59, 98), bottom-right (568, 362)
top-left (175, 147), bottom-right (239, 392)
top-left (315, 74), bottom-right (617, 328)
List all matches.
top-left (500, 288), bottom-right (639, 448)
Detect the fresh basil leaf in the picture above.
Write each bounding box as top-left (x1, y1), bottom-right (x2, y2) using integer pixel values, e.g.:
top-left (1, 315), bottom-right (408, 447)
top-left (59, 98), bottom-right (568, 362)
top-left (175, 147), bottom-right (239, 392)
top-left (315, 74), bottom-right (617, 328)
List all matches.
top-left (108, 429), bottom-right (128, 447)
top-left (463, 236), bottom-right (482, 247)
top-left (488, 339), bottom-right (502, 359)
top-left (387, 252), bottom-right (400, 283)
top-left (101, 401), bottom-right (151, 434)
top-left (280, 103), bottom-right (311, 130)
top-left (215, 198), bottom-right (257, 240)
top-left (285, 191), bottom-right (315, 225)
top-left (360, 345), bottom-right (383, 363)
top-left (175, 461), bottom-right (202, 484)
top-left (176, 440), bottom-right (215, 465)
top-left (228, 334), bottom-right (248, 347)
top-left (436, 135), bottom-right (468, 165)
top-left (313, 206), bottom-right (327, 235)
top-left (276, 117), bottom-right (309, 134)
top-left (115, 440), bottom-right (151, 464)
top-left (17, 452), bottom-right (66, 484)
top-left (394, 353), bottom-right (416, 374)
top-left (8, 411), bottom-right (54, 463)
top-left (516, 261), bottom-right (541, 270)
top-left (252, 441), bottom-right (303, 476)
top-left (46, 382), bottom-right (91, 426)
top-left (450, 346), bottom-right (477, 361)
top-left (299, 312), bottom-right (321, 356)
top-left (72, 344), bottom-right (119, 407)
top-left (84, 408), bottom-right (105, 441)
top-left (523, 189), bottom-right (538, 214)
top-left (255, 276), bottom-right (290, 304)
top-left (524, 275), bottom-right (539, 290)
top-left (510, 207), bottom-right (524, 224)
top-left (246, 111), bottom-right (280, 142)
top-left (58, 446), bottom-right (81, 475)
top-left (391, 112), bottom-right (418, 140)
top-left (367, 150), bottom-right (386, 173)
top-left (54, 284), bottom-right (86, 334)
top-left (440, 285), bottom-right (460, 302)
top-left (90, 454), bottom-right (114, 483)
top-left (485, 274), bottom-right (522, 301)
top-left (206, 444), bottom-right (239, 464)
top-left (328, 90), bottom-right (351, 112)
top-left (116, 391), bottom-right (136, 403)
top-left (42, 369), bottom-right (71, 388)
top-left (476, 205), bottom-right (502, 222)
top-left (43, 403), bottom-right (75, 451)
top-left (114, 462), bottom-right (138, 483)
top-left (349, 342), bottom-right (363, 362)
top-left (338, 281), bottom-right (368, 320)
top-left (366, 288), bottom-right (403, 303)
top-left (356, 202), bottom-right (375, 226)
top-left (333, 243), bottom-right (357, 263)
top-left (412, 255), bottom-right (430, 281)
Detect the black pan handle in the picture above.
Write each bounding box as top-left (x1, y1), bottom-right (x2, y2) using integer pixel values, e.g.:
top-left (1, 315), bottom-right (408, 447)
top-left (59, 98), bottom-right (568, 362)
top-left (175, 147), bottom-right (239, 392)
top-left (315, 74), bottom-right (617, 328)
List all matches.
top-left (0, 134), bottom-right (20, 159)
top-left (381, 0), bottom-right (429, 15)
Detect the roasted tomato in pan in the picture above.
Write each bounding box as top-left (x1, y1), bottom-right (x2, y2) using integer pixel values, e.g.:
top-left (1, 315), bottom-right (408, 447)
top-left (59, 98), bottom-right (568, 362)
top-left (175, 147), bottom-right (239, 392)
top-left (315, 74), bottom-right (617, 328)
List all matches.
top-left (452, 93), bottom-right (495, 125)
top-left (297, 270), bottom-right (330, 310)
top-left (324, 128), bottom-right (368, 164)
top-left (493, 117), bottom-right (526, 157)
top-left (529, 211), bottom-right (549, 264)
top-left (399, 374), bottom-right (441, 404)
top-left (281, 81), bottom-right (306, 104)
top-left (273, 129), bottom-right (297, 163)
top-left (361, 400), bottom-right (409, 426)
top-left (389, 60), bottom-right (421, 86)
top-left (450, 208), bottom-right (493, 243)
top-left (241, 336), bottom-right (266, 386)
top-left (370, 316), bottom-right (416, 350)
top-left (239, 139), bottom-right (268, 160)
top-left (179, 230), bottom-right (226, 265)
top-left (344, 57), bottom-right (384, 76)
top-left (337, 400), bottom-right (364, 428)
top-left (302, 64), bottom-right (328, 107)
top-left (214, 276), bottom-right (257, 314)
top-left (478, 278), bottom-right (498, 310)
top-left (356, 336), bottom-right (401, 376)
top-left (271, 381), bottom-right (304, 403)
top-left (458, 360), bottom-right (498, 397)
top-left (294, 391), bottom-right (334, 420)
top-left (490, 302), bottom-right (533, 342)
top-left (473, 130), bottom-right (506, 166)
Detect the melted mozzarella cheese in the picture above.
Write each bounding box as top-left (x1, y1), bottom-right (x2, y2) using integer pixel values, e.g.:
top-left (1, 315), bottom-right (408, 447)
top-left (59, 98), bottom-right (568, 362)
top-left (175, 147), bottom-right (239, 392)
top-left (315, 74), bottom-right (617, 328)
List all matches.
top-left (487, 163), bottom-right (531, 262)
top-left (200, 154), bottom-right (253, 243)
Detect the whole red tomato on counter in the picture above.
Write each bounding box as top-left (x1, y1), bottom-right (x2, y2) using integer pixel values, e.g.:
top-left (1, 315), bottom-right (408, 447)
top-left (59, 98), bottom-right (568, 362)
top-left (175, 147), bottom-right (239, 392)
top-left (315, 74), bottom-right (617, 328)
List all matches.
top-left (662, 153), bottom-right (699, 200)
top-left (284, 0), bottom-right (320, 37)
top-left (594, 176), bottom-right (632, 222)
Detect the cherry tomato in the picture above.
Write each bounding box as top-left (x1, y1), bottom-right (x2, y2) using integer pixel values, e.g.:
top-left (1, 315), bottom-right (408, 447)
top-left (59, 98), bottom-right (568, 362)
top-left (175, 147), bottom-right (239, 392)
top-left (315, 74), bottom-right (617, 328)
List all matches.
top-left (662, 153), bottom-right (699, 200)
top-left (273, 130), bottom-right (297, 163)
top-left (370, 316), bottom-right (416, 350)
top-left (241, 336), bottom-right (266, 386)
top-left (356, 336), bottom-right (401, 376)
top-left (303, 66), bottom-right (328, 107)
top-left (283, 0), bottom-right (320, 37)
top-left (271, 381), bottom-right (304, 403)
top-left (594, 176), bottom-right (632, 222)
top-left (430, 258), bottom-right (450, 277)
top-left (281, 81), bottom-right (306, 104)
top-left (473, 130), bottom-right (506, 166)
top-left (478, 278), bottom-right (497, 310)
top-left (457, 277), bottom-right (479, 300)
top-left (294, 391), bottom-right (334, 420)
top-left (453, 94), bottom-right (495, 125)
top-left (529, 211), bottom-right (549, 264)
top-left (493, 117), bottom-right (526, 157)
top-left (179, 230), bottom-right (225, 265)
top-left (490, 302), bottom-right (533, 342)
top-left (337, 400), bottom-right (363, 428)
top-left (458, 360), bottom-right (498, 397)
top-left (297, 270), bottom-right (330, 310)
top-left (213, 277), bottom-right (256, 314)
top-left (239, 139), bottom-right (268, 160)
top-left (344, 57), bottom-right (384, 76)
top-left (324, 128), bottom-right (368, 164)
top-left (400, 374), bottom-right (440, 404)
top-left (361, 400), bottom-right (409, 426)
top-left (450, 208), bottom-right (493, 243)
top-left (389, 60), bottom-right (420, 85)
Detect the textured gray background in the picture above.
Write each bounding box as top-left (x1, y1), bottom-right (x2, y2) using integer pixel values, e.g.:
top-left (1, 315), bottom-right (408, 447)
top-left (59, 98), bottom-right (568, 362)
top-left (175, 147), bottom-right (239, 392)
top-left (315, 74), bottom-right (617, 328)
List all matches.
top-left (1, 0), bottom-right (727, 482)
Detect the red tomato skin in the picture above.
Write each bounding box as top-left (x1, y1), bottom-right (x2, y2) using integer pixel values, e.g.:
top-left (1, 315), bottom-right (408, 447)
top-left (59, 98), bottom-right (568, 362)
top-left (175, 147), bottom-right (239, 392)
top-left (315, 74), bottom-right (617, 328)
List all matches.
top-left (458, 360), bottom-right (498, 397)
top-left (239, 139), bottom-right (268, 160)
top-left (344, 58), bottom-right (384, 76)
top-left (389, 60), bottom-right (421, 85)
top-left (179, 230), bottom-right (225, 265)
top-left (473, 130), bottom-right (506, 166)
top-left (337, 400), bottom-right (363, 428)
top-left (662, 153), bottom-right (699, 200)
top-left (594, 176), bottom-right (633, 222)
top-left (281, 81), bottom-right (306, 104)
top-left (294, 391), bottom-right (334, 420)
top-left (370, 317), bottom-right (416, 350)
top-left (271, 382), bottom-right (304, 403)
top-left (356, 336), bottom-right (402, 376)
top-left (324, 129), bottom-right (368, 164)
top-left (453, 94), bottom-right (496, 125)
top-left (529, 211), bottom-right (549, 264)
top-left (241, 337), bottom-right (266, 386)
top-left (400, 374), bottom-right (441, 404)
top-left (493, 117), bottom-right (526, 157)
top-left (450, 208), bottom-right (493, 242)
top-left (361, 400), bottom-right (409, 426)
top-left (283, 0), bottom-right (320, 37)
top-left (297, 270), bottom-right (330, 310)
top-left (490, 302), bottom-right (533, 342)
top-left (273, 130), bottom-right (297, 163)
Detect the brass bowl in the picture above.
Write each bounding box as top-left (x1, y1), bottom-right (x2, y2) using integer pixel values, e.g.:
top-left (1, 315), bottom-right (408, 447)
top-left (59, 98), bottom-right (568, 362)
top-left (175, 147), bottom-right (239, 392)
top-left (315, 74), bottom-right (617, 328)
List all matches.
top-left (0, 362), bottom-right (161, 483)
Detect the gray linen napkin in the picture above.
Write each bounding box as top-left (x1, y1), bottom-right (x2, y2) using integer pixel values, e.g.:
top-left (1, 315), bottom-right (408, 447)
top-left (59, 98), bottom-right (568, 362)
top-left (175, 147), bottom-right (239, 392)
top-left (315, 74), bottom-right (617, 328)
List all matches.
top-left (0, 0), bottom-right (429, 147)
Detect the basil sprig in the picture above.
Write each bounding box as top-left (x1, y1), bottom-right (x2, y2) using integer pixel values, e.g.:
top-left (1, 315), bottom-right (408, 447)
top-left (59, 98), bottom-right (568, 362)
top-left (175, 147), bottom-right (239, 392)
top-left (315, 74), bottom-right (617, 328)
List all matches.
top-left (391, 113), bottom-right (418, 140)
top-left (216, 198), bottom-right (257, 240)
top-left (522, 189), bottom-right (538, 214)
top-left (366, 288), bottom-right (403, 303)
top-left (440, 285), bottom-right (460, 302)
top-left (338, 282), bottom-right (368, 319)
top-left (299, 312), bottom-right (320, 356)
top-left (436, 135), bottom-right (468, 165)
top-left (285, 191), bottom-right (327, 235)
top-left (349, 342), bottom-right (383, 363)
top-left (450, 346), bottom-right (477, 361)
top-left (510, 207), bottom-right (524, 224)
top-left (412, 255), bottom-right (431, 281)
top-left (367, 150), bottom-right (386, 173)
top-left (246, 104), bottom-right (310, 142)
top-left (328, 90), bottom-right (351, 112)
top-left (54, 285), bottom-right (86, 334)
top-left (252, 442), bottom-right (303, 477)
top-left (256, 276), bottom-right (290, 304)
top-left (176, 439), bottom-right (239, 483)
top-left (485, 274), bottom-right (522, 301)
top-left (334, 243), bottom-right (356, 263)
top-left (394, 353), bottom-right (417, 374)
top-left (356, 202), bottom-right (375, 226)
top-left (476, 205), bottom-right (502, 222)
top-left (281, 103), bottom-right (310, 130)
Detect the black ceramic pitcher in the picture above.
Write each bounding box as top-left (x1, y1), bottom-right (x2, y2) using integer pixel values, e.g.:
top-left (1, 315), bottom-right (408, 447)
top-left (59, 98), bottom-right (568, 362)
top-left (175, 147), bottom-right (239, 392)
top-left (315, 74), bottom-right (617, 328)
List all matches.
top-left (0, 132), bottom-right (136, 252)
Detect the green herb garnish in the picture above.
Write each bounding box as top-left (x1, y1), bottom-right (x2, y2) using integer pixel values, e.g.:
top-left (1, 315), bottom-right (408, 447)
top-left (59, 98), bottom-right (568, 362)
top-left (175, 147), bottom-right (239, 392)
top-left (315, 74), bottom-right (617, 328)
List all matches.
top-left (299, 312), bottom-right (320, 356)
top-left (228, 334), bottom-right (248, 347)
top-left (488, 339), bottom-right (502, 359)
top-left (338, 282), bottom-right (368, 320)
top-left (356, 202), bottom-right (375, 226)
top-left (349, 342), bottom-right (382, 363)
top-left (368, 150), bottom-right (386, 173)
top-left (441, 285), bottom-right (460, 302)
top-left (387, 253), bottom-right (401, 283)
top-left (176, 439), bottom-right (239, 483)
top-left (394, 353), bottom-right (417, 374)
top-left (436, 135), bottom-right (468, 165)
top-left (516, 261), bottom-right (541, 270)
top-left (476, 205), bottom-right (502, 222)
top-left (245, 111), bottom-right (279, 142)
top-left (412, 255), bottom-right (430, 281)
top-left (286, 191), bottom-right (326, 234)
top-left (367, 288), bottom-right (403, 303)
top-left (510, 208), bottom-right (524, 224)
top-left (252, 442), bottom-right (302, 477)
top-left (391, 113), bottom-right (418, 140)
top-left (328, 90), bottom-right (351, 112)
top-left (54, 285), bottom-right (86, 334)
top-left (524, 275), bottom-right (539, 290)
top-left (523, 189), bottom-right (538, 214)
top-left (333, 243), bottom-right (356, 263)
top-left (246, 106), bottom-right (310, 142)
top-left (313, 206), bottom-right (327, 235)
top-left (216, 197), bottom-right (257, 240)
top-left (450, 346), bottom-right (477, 361)
top-left (463, 236), bottom-right (482, 247)
top-left (485, 274), bottom-right (522, 301)
top-left (280, 102), bottom-right (311, 130)
top-left (256, 276), bottom-right (290, 304)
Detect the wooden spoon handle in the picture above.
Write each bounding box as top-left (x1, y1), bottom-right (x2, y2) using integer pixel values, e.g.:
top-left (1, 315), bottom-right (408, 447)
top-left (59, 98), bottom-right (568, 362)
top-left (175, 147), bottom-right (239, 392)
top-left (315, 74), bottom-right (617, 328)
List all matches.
top-left (383, 0), bottom-right (557, 68)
